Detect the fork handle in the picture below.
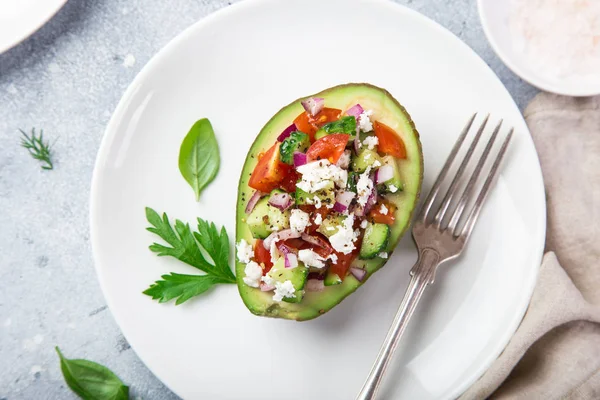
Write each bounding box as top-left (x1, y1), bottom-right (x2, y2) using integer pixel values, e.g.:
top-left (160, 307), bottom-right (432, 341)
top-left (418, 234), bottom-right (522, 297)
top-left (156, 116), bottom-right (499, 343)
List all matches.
top-left (356, 248), bottom-right (440, 400)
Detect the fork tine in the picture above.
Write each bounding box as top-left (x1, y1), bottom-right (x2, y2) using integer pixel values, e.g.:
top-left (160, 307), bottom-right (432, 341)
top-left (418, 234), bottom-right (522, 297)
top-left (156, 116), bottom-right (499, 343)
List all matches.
top-left (447, 119), bottom-right (503, 233)
top-left (433, 114), bottom-right (490, 224)
top-left (418, 113), bottom-right (477, 221)
top-left (460, 129), bottom-right (514, 240)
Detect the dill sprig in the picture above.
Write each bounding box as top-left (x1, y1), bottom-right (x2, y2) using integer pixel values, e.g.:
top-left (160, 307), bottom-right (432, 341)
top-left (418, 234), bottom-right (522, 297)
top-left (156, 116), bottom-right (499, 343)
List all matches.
top-left (20, 128), bottom-right (54, 170)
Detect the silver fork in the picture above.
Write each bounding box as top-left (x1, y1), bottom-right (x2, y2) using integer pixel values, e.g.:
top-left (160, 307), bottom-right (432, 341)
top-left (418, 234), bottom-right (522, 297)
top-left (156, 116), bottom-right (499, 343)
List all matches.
top-left (356, 113), bottom-right (513, 400)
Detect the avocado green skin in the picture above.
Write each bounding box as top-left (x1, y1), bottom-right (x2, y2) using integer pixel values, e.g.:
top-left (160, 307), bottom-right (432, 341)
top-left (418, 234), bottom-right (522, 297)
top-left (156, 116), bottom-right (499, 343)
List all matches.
top-left (236, 83), bottom-right (424, 321)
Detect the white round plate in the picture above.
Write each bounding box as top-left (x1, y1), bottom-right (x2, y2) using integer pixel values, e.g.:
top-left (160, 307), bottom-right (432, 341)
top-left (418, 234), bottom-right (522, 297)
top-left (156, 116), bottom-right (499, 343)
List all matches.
top-left (0, 0), bottom-right (67, 54)
top-left (90, 0), bottom-right (546, 399)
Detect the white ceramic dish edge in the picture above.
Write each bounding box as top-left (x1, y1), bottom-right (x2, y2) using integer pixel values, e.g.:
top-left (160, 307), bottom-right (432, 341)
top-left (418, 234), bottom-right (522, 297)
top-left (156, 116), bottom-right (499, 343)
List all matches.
top-left (477, 0), bottom-right (600, 97)
top-left (90, 0), bottom-right (547, 398)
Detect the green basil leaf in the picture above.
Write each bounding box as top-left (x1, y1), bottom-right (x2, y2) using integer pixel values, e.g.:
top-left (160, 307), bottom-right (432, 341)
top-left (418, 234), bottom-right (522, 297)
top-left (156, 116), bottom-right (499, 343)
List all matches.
top-left (322, 116), bottom-right (357, 135)
top-left (178, 118), bottom-right (220, 201)
top-left (56, 347), bottom-right (129, 400)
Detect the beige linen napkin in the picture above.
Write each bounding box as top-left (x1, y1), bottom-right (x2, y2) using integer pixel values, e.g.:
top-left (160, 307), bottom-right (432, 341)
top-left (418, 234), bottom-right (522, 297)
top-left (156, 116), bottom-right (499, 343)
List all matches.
top-left (460, 93), bottom-right (600, 400)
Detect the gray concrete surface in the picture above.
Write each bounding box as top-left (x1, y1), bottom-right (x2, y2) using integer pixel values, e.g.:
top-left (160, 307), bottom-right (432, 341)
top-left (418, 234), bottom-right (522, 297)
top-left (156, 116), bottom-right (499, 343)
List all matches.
top-left (0, 0), bottom-right (538, 398)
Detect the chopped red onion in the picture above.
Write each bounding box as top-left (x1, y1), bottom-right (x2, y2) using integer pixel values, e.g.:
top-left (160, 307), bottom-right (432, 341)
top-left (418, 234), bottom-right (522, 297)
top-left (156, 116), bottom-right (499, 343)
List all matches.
top-left (263, 229), bottom-right (301, 250)
top-left (260, 282), bottom-right (275, 292)
top-left (364, 189), bottom-right (378, 214)
top-left (245, 190), bottom-right (263, 214)
top-left (293, 152), bottom-right (307, 167)
top-left (333, 202), bottom-right (347, 213)
top-left (375, 165), bottom-right (394, 184)
top-left (353, 205), bottom-right (365, 217)
top-left (301, 233), bottom-right (326, 248)
top-left (336, 190), bottom-right (355, 208)
top-left (350, 267), bottom-right (367, 282)
top-left (336, 150), bottom-right (351, 169)
top-left (277, 242), bottom-right (297, 256)
top-left (301, 97), bottom-right (324, 116)
top-left (346, 104), bottom-right (364, 119)
top-left (305, 279), bottom-right (325, 292)
top-left (268, 192), bottom-right (293, 211)
top-left (285, 253), bottom-right (298, 269)
top-left (277, 123), bottom-right (297, 142)
top-left (354, 135), bottom-right (362, 154)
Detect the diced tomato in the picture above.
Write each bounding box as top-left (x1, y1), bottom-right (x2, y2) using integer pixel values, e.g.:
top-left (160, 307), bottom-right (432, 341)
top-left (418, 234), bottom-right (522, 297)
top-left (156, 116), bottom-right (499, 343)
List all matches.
top-left (306, 134), bottom-right (350, 164)
top-left (374, 121), bottom-right (407, 159)
top-left (248, 143), bottom-right (289, 193)
top-left (312, 108), bottom-right (343, 127)
top-left (253, 239), bottom-right (273, 273)
top-left (293, 108), bottom-right (342, 142)
top-left (280, 238), bottom-right (306, 250)
top-left (330, 249), bottom-right (359, 279)
top-left (293, 112), bottom-right (315, 139)
top-left (368, 200), bottom-right (397, 225)
top-left (279, 169), bottom-right (299, 193)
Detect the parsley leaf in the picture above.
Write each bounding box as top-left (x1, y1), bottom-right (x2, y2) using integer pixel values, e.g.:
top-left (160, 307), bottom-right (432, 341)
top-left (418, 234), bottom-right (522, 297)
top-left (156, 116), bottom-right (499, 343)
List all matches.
top-left (144, 273), bottom-right (229, 305)
top-left (56, 347), bottom-right (129, 400)
top-left (144, 207), bottom-right (236, 304)
top-left (322, 116), bottom-right (357, 135)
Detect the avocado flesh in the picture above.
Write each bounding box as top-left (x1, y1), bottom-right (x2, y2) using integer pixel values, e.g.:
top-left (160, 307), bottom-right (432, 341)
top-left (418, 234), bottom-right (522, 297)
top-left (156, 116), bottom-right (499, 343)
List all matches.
top-left (236, 83), bottom-right (424, 321)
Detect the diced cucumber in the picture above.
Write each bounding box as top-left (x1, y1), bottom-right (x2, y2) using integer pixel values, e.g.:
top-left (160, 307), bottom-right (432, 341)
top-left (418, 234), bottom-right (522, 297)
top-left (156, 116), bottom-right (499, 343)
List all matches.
top-left (352, 149), bottom-right (382, 173)
top-left (324, 270), bottom-right (342, 286)
top-left (295, 181), bottom-right (335, 207)
top-left (314, 129), bottom-right (328, 141)
top-left (246, 192), bottom-right (291, 239)
top-left (321, 116), bottom-right (356, 135)
top-left (279, 131), bottom-right (310, 164)
top-left (317, 214), bottom-right (345, 237)
top-left (359, 222), bottom-right (390, 259)
top-left (267, 257), bottom-right (309, 303)
top-left (377, 155), bottom-right (404, 193)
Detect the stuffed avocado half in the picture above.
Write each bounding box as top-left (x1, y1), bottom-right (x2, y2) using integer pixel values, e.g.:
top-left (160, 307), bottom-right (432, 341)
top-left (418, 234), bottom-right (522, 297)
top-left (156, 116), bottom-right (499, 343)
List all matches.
top-left (235, 83), bottom-right (423, 321)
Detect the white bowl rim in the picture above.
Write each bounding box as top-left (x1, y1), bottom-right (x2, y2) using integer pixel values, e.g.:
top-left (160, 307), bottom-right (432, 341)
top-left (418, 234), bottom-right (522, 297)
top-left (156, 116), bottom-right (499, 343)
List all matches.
top-left (477, 0), bottom-right (600, 97)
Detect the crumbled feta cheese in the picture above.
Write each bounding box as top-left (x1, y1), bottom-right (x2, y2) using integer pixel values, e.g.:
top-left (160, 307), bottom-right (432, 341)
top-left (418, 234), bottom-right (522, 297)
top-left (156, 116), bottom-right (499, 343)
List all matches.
top-left (389, 184), bottom-right (399, 193)
top-left (363, 136), bottom-right (379, 150)
top-left (243, 261), bottom-right (263, 287)
top-left (372, 160), bottom-right (382, 167)
top-left (290, 209), bottom-right (310, 233)
top-left (359, 110), bottom-right (374, 132)
top-left (261, 275), bottom-right (275, 287)
top-left (360, 219), bottom-right (368, 229)
top-left (296, 160), bottom-right (348, 193)
top-left (326, 226), bottom-right (335, 231)
top-left (328, 253), bottom-right (338, 264)
top-left (364, 152), bottom-right (372, 161)
top-left (380, 204), bottom-right (389, 215)
top-left (273, 280), bottom-right (296, 302)
top-left (356, 168), bottom-right (374, 207)
top-left (310, 196), bottom-right (322, 209)
top-left (269, 239), bottom-right (280, 264)
top-left (329, 215), bottom-right (358, 254)
top-left (236, 239), bottom-right (254, 264)
top-left (314, 214), bottom-right (323, 225)
top-left (378, 252), bottom-right (388, 259)
top-left (298, 249), bottom-right (326, 268)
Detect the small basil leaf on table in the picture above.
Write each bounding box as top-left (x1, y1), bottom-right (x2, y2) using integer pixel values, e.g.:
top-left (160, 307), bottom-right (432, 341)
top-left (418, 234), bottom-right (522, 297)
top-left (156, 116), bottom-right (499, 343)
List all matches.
top-left (178, 118), bottom-right (220, 201)
top-left (55, 347), bottom-right (129, 400)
